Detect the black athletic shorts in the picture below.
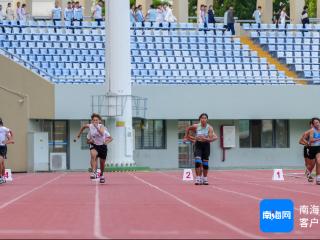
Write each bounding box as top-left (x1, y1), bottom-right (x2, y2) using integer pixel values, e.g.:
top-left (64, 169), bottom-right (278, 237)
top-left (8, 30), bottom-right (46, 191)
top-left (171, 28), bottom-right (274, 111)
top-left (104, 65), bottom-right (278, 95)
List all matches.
top-left (90, 144), bottom-right (107, 160)
top-left (308, 146), bottom-right (320, 160)
top-left (194, 141), bottom-right (210, 160)
top-left (0, 145), bottom-right (7, 159)
top-left (304, 146), bottom-right (311, 158)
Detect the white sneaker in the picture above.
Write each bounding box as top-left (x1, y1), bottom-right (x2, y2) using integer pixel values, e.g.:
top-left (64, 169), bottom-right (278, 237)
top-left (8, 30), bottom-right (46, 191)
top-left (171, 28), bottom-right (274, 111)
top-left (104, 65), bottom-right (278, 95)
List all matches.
top-left (316, 176), bottom-right (320, 185)
top-left (203, 177), bottom-right (209, 185)
top-left (90, 172), bottom-right (97, 179)
top-left (195, 176), bottom-right (202, 185)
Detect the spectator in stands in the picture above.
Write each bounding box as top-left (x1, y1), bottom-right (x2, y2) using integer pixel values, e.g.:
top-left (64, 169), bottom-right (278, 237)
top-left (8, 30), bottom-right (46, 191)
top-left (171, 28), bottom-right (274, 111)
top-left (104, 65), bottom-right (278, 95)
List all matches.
top-left (21, 3), bottom-right (27, 21)
top-left (16, 2), bottom-right (22, 23)
top-left (6, 3), bottom-right (14, 21)
top-left (92, 0), bottom-right (103, 26)
top-left (73, 2), bottom-right (83, 26)
top-left (135, 4), bottom-right (144, 26)
top-left (52, 2), bottom-right (62, 25)
top-left (208, 5), bottom-right (216, 35)
top-left (301, 6), bottom-right (310, 29)
top-left (162, 4), bottom-right (168, 23)
top-left (130, 4), bottom-right (136, 25)
top-left (0, 5), bottom-right (4, 33)
top-left (223, 10), bottom-right (229, 34)
top-left (280, 7), bottom-right (289, 26)
top-left (198, 4), bottom-right (205, 24)
top-left (156, 4), bottom-right (164, 26)
top-left (0, 5), bottom-right (4, 20)
top-left (227, 6), bottom-right (235, 35)
top-left (64, 1), bottom-right (74, 22)
top-left (252, 6), bottom-right (262, 28)
top-left (164, 4), bottom-right (176, 26)
top-left (146, 5), bottom-right (157, 26)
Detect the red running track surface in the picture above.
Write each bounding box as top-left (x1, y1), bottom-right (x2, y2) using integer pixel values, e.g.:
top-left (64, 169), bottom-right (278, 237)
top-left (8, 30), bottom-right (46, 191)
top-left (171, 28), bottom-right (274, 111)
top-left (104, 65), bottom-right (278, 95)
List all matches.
top-left (0, 170), bottom-right (319, 239)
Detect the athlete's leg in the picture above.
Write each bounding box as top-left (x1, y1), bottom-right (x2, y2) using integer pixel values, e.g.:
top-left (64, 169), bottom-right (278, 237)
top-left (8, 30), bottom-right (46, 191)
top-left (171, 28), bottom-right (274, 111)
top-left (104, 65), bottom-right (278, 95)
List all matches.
top-left (0, 157), bottom-right (4, 183)
top-left (316, 153), bottom-right (320, 184)
top-left (90, 149), bottom-right (98, 179)
top-left (99, 158), bottom-right (106, 183)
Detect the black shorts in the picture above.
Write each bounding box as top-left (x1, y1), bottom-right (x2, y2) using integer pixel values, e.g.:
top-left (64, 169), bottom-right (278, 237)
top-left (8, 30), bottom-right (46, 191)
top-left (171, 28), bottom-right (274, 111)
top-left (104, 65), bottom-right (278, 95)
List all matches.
top-left (194, 141), bottom-right (210, 160)
top-left (304, 146), bottom-right (311, 158)
top-left (308, 146), bottom-right (320, 160)
top-left (0, 145), bottom-right (7, 159)
top-left (90, 144), bottom-right (107, 160)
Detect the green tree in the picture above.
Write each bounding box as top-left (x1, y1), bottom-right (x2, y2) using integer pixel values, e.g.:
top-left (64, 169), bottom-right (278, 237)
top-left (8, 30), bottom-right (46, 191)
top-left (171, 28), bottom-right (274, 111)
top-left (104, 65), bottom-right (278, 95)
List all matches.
top-left (188, 0), bottom-right (197, 22)
top-left (306, 0), bottom-right (316, 18)
top-left (212, 0), bottom-right (256, 19)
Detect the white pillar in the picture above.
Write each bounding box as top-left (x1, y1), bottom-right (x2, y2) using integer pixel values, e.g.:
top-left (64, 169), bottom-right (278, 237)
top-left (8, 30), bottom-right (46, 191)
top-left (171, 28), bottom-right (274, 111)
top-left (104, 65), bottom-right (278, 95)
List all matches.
top-left (172, 0), bottom-right (188, 23)
top-left (290, 0), bottom-right (305, 24)
top-left (256, 0), bottom-right (273, 23)
top-left (106, 0), bottom-right (134, 166)
top-left (318, 0), bottom-right (320, 18)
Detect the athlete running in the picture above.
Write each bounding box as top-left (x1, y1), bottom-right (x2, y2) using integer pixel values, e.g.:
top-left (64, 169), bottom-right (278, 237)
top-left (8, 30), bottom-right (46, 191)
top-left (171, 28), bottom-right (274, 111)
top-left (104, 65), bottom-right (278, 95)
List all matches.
top-left (307, 117), bottom-right (320, 185)
top-left (0, 118), bottom-right (14, 184)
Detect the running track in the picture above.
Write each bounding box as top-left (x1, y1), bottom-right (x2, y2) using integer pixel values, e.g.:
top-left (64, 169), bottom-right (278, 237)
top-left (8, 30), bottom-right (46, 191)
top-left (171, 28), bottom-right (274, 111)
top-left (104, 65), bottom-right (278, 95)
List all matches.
top-left (0, 170), bottom-right (319, 239)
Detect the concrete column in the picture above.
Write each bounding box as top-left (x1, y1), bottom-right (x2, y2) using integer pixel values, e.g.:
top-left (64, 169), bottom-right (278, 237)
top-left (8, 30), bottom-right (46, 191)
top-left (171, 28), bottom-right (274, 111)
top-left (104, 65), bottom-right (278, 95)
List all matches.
top-left (172, 0), bottom-right (188, 23)
top-left (60, 0), bottom-right (68, 11)
top-left (256, 0), bottom-right (273, 23)
top-left (135, 0), bottom-right (152, 16)
top-left (106, 0), bottom-right (134, 166)
top-left (81, 0), bottom-right (92, 18)
top-left (290, 0), bottom-right (305, 24)
top-left (317, 0), bottom-right (320, 18)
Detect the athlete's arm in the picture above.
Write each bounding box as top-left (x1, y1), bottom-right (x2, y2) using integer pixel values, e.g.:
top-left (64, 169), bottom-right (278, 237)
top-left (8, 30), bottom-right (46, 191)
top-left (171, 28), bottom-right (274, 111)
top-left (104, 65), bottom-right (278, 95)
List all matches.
top-left (299, 130), bottom-right (310, 145)
top-left (93, 124), bottom-right (105, 136)
top-left (76, 124), bottom-right (89, 139)
top-left (198, 127), bottom-right (218, 142)
top-left (183, 124), bottom-right (197, 142)
top-left (105, 136), bottom-right (113, 145)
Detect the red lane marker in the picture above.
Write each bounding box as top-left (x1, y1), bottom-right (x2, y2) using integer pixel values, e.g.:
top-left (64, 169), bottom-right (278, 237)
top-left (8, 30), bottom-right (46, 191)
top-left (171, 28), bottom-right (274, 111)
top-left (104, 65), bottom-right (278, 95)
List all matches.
top-left (131, 173), bottom-right (266, 239)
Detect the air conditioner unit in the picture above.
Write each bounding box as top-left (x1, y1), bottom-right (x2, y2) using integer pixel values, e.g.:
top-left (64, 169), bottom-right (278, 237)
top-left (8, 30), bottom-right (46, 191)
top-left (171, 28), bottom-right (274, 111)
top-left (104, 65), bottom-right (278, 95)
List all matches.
top-left (50, 153), bottom-right (67, 171)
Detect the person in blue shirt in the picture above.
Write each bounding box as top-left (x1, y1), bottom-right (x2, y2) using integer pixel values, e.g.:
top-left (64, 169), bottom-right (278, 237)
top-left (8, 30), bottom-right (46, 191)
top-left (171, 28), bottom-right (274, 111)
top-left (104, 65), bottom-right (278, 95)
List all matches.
top-left (146, 4), bottom-right (157, 26)
top-left (130, 4), bottom-right (136, 25)
top-left (135, 4), bottom-right (144, 27)
top-left (73, 1), bottom-right (83, 26)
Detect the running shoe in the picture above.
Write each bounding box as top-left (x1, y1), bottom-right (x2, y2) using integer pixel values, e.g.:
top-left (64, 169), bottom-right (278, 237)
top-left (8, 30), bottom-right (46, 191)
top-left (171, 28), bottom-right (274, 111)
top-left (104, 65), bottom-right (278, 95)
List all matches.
top-left (194, 176), bottom-right (202, 185)
top-left (0, 178), bottom-right (4, 184)
top-left (90, 172), bottom-right (97, 179)
top-left (100, 176), bottom-right (105, 183)
top-left (316, 176), bottom-right (320, 185)
top-left (307, 173), bottom-right (314, 182)
top-left (203, 177), bottom-right (209, 185)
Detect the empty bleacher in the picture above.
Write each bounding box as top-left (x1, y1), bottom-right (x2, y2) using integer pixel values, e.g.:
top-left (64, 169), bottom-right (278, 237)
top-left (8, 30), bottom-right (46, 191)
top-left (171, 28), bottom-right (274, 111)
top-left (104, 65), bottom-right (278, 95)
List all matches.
top-left (0, 20), bottom-right (295, 84)
top-left (244, 23), bottom-right (320, 84)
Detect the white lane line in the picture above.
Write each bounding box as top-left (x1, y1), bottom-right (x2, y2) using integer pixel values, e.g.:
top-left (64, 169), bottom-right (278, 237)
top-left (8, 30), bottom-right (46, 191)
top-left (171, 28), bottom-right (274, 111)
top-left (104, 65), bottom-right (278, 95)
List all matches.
top-left (0, 174), bottom-right (66, 210)
top-left (159, 172), bottom-right (300, 211)
top-left (94, 182), bottom-right (108, 239)
top-left (0, 229), bottom-right (69, 235)
top-left (132, 174), bottom-right (265, 239)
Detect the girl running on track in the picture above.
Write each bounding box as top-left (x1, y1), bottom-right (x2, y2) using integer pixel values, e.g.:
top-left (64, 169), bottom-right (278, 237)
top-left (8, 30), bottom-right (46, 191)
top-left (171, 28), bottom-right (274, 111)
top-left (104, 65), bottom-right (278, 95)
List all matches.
top-left (183, 113), bottom-right (218, 185)
top-left (76, 113), bottom-right (106, 182)
top-left (299, 120), bottom-right (316, 182)
top-left (0, 118), bottom-right (14, 184)
top-left (307, 117), bottom-right (320, 185)
top-left (87, 128), bottom-right (113, 183)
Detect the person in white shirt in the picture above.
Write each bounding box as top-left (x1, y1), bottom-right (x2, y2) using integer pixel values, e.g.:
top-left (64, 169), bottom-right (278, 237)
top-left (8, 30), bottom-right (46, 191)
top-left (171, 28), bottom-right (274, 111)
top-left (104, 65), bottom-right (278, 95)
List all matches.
top-left (156, 4), bottom-right (164, 25)
top-left (76, 113), bottom-right (108, 183)
top-left (164, 4), bottom-right (176, 26)
top-left (92, 0), bottom-right (103, 26)
top-left (280, 7), bottom-right (289, 26)
top-left (16, 2), bottom-right (22, 22)
top-left (52, 2), bottom-right (62, 25)
top-left (21, 3), bottom-right (27, 21)
top-left (252, 6), bottom-right (262, 28)
top-left (6, 3), bottom-right (14, 21)
top-left (64, 1), bottom-right (74, 22)
top-left (0, 5), bottom-right (5, 21)
top-left (0, 118), bottom-right (14, 184)
top-left (73, 1), bottom-right (83, 25)
top-left (198, 4), bottom-right (205, 24)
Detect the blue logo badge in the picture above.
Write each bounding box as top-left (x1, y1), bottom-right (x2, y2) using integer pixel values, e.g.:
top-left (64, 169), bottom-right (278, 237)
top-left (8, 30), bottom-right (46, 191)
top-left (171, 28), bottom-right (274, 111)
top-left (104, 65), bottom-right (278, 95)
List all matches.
top-left (260, 199), bottom-right (294, 233)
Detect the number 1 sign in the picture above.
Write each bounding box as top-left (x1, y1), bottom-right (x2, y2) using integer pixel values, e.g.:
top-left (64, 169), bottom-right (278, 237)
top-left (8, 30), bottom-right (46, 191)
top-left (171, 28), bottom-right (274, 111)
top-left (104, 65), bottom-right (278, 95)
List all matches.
top-left (183, 169), bottom-right (194, 181)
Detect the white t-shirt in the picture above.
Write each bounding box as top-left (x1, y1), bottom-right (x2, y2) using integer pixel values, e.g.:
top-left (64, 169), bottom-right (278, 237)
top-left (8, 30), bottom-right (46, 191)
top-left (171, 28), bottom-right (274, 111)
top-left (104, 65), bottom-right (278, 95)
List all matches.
top-left (87, 128), bottom-right (111, 145)
top-left (64, 8), bottom-right (74, 21)
top-left (87, 124), bottom-right (106, 145)
top-left (16, 7), bottom-right (22, 21)
top-left (0, 126), bottom-right (10, 146)
top-left (52, 7), bottom-right (62, 20)
top-left (93, 5), bottom-right (102, 19)
top-left (280, 11), bottom-right (287, 25)
top-left (6, 7), bottom-right (14, 20)
top-left (74, 7), bottom-right (83, 20)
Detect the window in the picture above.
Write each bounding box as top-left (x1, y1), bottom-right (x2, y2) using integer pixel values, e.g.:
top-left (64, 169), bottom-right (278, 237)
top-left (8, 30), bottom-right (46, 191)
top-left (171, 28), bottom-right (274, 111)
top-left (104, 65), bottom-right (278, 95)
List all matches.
top-left (239, 120), bottom-right (289, 148)
top-left (133, 119), bottom-right (166, 149)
